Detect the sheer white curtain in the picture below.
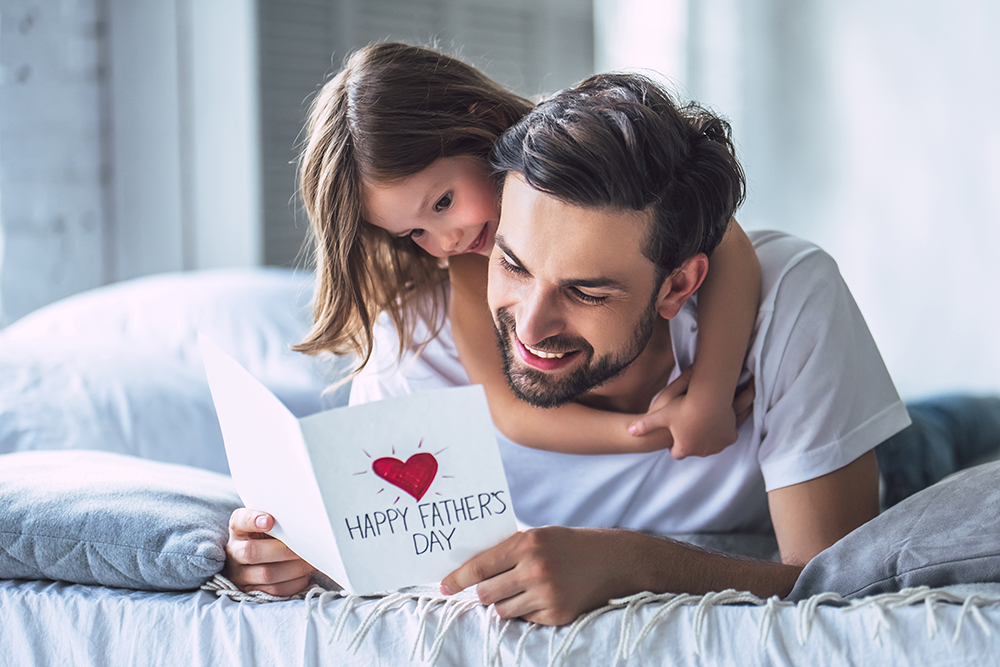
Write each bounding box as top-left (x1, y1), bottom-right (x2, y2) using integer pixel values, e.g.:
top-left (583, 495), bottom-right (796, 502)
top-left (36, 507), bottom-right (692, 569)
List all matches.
top-left (596, 0), bottom-right (1000, 399)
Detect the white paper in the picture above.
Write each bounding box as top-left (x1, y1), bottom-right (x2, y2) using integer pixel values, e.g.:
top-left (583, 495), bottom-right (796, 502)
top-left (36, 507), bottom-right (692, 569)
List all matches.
top-left (200, 334), bottom-right (516, 594)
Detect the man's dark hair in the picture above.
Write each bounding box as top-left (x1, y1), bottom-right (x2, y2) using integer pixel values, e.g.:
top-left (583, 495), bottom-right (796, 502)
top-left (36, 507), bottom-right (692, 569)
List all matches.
top-left (491, 73), bottom-right (746, 280)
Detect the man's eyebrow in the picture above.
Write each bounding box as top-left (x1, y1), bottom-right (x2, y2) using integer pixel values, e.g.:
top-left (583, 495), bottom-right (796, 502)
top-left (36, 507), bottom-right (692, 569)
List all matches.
top-left (562, 276), bottom-right (629, 292)
top-left (495, 235), bottom-right (528, 271)
top-left (495, 234), bottom-right (629, 293)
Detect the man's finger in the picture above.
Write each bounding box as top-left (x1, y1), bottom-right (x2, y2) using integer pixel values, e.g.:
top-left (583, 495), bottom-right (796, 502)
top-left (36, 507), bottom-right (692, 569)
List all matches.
top-left (736, 404), bottom-right (752, 426)
top-left (228, 535), bottom-right (300, 566)
top-left (732, 381), bottom-right (755, 423)
top-left (440, 534), bottom-right (519, 595)
top-left (226, 556), bottom-right (315, 588)
top-left (491, 589), bottom-right (544, 621)
top-left (231, 573), bottom-right (313, 599)
top-left (229, 508), bottom-right (273, 538)
top-left (254, 575), bottom-right (312, 599)
top-left (472, 562), bottom-right (533, 607)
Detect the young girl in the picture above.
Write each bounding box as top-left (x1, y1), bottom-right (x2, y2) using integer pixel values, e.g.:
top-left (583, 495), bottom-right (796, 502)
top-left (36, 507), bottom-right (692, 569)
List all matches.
top-left (295, 41), bottom-right (760, 458)
top-left (224, 42), bottom-right (760, 596)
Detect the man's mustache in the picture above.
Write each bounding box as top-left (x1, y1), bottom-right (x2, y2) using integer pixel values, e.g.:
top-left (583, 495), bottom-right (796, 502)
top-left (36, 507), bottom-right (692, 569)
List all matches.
top-left (493, 307), bottom-right (593, 357)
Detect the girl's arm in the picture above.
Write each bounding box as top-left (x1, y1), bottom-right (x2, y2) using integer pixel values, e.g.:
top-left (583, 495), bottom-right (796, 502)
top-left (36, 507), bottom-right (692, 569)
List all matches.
top-left (448, 254), bottom-right (670, 454)
top-left (628, 220), bottom-right (761, 458)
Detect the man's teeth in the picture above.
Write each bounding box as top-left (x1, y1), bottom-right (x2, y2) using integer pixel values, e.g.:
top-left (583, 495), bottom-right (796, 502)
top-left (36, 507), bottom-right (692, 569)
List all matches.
top-left (524, 344), bottom-right (566, 359)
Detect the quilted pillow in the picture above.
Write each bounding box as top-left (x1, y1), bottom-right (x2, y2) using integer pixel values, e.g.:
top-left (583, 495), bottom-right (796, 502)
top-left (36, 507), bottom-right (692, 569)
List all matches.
top-left (0, 450), bottom-right (241, 591)
top-left (787, 461), bottom-right (1000, 600)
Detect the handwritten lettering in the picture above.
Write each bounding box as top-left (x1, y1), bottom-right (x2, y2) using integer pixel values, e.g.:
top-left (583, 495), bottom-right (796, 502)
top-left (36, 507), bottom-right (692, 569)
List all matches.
top-left (412, 528), bottom-right (457, 555)
top-left (416, 490), bottom-right (508, 530)
top-left (344, 506), bottom-right (409, 540)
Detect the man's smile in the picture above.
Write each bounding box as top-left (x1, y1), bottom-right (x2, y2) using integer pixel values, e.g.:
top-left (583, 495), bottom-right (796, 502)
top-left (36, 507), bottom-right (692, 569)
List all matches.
top-left (513, 334), bottom-right (582, 371)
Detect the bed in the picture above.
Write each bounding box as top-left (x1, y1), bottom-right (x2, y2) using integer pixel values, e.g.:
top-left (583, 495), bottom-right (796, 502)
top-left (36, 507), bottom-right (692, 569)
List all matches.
top-left (2, 268), bottom-right (998, 666)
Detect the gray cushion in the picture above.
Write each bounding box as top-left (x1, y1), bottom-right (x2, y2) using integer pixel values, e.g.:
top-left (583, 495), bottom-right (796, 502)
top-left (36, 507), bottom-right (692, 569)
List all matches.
top-left (0, 450), bottom-right (241, 591)
top-left (787, 461), bottom-right (1000, 601)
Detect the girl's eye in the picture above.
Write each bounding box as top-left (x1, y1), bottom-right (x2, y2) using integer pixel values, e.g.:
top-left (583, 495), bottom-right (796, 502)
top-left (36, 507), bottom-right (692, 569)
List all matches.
top-left (571, 288), bottom-right (609, 305)
top-left (408, 229), bottom-right (425, 239)
top-left (434, 193), bottom-right (453, 212)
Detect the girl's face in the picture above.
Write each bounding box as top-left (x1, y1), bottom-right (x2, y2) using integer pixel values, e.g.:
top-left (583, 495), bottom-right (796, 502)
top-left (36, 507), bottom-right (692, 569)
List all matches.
top-left (363, 156), bottom-right (499, 258)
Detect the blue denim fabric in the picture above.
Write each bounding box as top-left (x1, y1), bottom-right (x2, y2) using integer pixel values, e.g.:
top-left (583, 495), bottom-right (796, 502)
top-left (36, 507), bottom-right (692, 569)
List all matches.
top-left (875, 394), bottom-right (1000, 508)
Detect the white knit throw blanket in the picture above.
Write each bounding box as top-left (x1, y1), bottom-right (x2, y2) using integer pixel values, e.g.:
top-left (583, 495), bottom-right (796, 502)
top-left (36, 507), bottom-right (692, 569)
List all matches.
top-left (201, 575), bottom-right (999, 667)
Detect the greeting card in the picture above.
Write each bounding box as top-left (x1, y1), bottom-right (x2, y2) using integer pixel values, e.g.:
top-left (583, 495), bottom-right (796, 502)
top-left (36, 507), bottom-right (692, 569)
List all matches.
top-left (199, 335), bottom-right (516, 595)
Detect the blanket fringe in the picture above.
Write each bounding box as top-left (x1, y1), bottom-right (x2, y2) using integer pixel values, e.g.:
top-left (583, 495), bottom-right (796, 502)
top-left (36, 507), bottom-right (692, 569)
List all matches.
top-left (200, 575), bottom-right (1000, 666)
top-left (200, 573), bottom-right (337, 604)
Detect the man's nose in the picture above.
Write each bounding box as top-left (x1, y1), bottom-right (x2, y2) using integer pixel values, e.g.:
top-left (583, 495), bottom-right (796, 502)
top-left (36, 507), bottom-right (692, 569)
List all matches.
top-left (516, 289), bottom-right (565, 346)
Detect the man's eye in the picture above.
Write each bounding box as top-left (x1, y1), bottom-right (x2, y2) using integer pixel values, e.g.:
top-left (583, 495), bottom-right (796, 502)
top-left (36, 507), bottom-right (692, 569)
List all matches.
top-left (434, 193), bottom-right (453, 212)
top-left (498, 255), bottom-right (526, 275)
top-left (572, 288), bottom-right (608, 305)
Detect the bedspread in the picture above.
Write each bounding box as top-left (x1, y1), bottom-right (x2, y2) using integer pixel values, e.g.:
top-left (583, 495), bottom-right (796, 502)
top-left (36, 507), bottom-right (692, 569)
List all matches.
top-left (3, 579), bottom-right (999, 666)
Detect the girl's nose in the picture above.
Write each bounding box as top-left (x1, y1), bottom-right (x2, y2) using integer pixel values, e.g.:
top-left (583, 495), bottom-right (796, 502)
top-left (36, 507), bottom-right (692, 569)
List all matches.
top-left (439, 227), bottom-right (465, 254)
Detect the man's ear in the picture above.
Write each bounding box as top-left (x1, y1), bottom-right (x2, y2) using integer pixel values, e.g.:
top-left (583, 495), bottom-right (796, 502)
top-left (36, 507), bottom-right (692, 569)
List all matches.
top-left (655, 254), bottom-right (710, 319)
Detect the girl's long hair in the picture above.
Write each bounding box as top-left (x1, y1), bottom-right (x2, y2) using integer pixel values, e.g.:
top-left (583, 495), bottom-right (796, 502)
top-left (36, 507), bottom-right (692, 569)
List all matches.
top-left (294, 42), bottom-right (532, 372)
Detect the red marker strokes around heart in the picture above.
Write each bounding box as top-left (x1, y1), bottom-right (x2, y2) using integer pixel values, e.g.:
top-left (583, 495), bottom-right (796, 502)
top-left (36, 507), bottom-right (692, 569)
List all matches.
top-left (372, 452), bottom-right (438, 501)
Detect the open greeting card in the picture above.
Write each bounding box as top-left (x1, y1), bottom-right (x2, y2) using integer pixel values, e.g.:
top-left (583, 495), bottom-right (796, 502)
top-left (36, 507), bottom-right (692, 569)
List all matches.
top-left (199, 335), bottom-right (517, 595)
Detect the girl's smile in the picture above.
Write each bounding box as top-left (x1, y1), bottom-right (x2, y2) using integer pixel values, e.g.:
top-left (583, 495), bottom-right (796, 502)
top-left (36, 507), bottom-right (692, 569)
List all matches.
top-left (363, 156), bottom-right (499, 258)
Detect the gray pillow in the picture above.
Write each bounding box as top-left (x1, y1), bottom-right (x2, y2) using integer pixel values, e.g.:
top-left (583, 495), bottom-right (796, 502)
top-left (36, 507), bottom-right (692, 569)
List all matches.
top-left (787, 461), bottom-right (1000, 601)
top-left (0, 450), bottom-right (241, 591)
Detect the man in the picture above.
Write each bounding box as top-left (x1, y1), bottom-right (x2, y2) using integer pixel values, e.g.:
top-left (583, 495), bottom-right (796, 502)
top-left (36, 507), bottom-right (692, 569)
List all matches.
top-left (224, 73), bottom-right (916, 624)
top-left (347, 74), bottom-right (911, 625)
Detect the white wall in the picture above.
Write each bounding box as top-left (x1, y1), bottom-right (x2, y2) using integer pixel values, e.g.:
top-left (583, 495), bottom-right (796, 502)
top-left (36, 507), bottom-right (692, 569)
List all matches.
top-left (596, 0), bottom-right (1000, 400)
top-left (0, 0), bottom-right (110, 324)
top-left (0, 0), bottom-right (261, 325)
top-left (108, 0), bottom-right (261, 279)
top-left (107, 0), bottom-right (186, 278)
top-left (186, 0), bottom-right (261, 270)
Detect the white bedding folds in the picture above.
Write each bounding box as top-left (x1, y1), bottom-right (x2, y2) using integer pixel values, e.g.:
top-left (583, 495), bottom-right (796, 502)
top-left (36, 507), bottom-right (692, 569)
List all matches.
top-left (2, 579), bottom-right (999, 666)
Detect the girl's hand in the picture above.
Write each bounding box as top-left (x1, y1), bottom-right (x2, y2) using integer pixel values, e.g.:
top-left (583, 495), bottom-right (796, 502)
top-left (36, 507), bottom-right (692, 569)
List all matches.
top-left (627, 367), bottom-right (755, 460)
top-left (222, 508), bottom-right (315, 596)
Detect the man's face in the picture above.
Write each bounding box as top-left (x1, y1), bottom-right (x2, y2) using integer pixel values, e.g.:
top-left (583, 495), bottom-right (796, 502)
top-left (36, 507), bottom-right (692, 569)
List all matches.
top-left (487, 174), bottom-right (664, 408)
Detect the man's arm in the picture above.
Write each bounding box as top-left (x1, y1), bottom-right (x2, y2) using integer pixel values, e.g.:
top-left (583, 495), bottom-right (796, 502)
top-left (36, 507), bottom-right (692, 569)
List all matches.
top-left (440, 527), bottom-right (802, 627)
top-left (768, 450), bottom-right (880, 565)
top-left (440, 452), bottom-right (879, 626)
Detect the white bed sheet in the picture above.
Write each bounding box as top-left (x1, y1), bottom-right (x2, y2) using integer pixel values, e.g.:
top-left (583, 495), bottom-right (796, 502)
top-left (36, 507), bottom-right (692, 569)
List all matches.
top-left (3, 579), bottom-right (998, 666)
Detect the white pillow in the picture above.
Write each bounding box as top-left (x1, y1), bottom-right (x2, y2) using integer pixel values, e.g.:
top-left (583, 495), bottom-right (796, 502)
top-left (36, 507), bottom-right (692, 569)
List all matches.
top-left (0, 268), bottom-right (353, 473)
top-left (0, 342), bottom-right (231, 472)
top-left (0, 268), bottom-right (347, 417)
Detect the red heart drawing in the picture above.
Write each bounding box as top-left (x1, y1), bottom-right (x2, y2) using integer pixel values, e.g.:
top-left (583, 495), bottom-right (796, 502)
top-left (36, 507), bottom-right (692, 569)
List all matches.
top-left (372, 452), bottom-right (438, 501)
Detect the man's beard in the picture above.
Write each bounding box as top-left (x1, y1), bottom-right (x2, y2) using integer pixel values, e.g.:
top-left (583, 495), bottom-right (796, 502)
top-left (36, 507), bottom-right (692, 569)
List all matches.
top-left (493, 301), bottom-right (659, 409)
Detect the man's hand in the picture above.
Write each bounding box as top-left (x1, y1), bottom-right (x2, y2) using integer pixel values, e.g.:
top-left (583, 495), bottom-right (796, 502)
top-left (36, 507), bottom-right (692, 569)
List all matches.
top-left (440, 527), bottom-right (644, 626)
top-left (440, 525), bottom-right (802, 626)
top-left (223, 508), bottom-right (315, 597)
top-left (628, 366), bottom-right (755, 459)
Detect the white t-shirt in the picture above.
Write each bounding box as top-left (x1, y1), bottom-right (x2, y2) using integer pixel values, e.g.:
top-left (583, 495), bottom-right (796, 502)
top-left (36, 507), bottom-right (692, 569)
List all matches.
top-left (350, 231), bottom-right (911, 535)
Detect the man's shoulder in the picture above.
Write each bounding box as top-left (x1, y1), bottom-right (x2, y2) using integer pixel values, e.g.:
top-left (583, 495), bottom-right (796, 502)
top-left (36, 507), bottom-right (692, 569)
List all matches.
top-left (747, 230), bottom-right (843, 312)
